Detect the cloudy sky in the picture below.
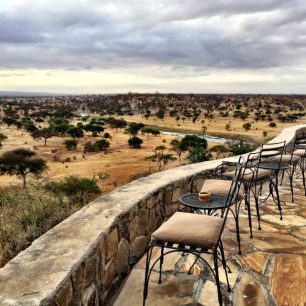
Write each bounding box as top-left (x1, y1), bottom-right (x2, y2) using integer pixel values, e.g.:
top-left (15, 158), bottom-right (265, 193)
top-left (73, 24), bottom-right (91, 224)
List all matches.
top-left (0, 0), bottom-right (306, 94)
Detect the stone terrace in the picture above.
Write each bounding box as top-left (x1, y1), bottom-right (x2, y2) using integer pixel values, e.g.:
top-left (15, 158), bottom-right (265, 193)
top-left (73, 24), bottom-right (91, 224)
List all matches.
top-left (113, 175), bottom-right (306, 306)
top-left (0, 125), bottom-right (305, 306)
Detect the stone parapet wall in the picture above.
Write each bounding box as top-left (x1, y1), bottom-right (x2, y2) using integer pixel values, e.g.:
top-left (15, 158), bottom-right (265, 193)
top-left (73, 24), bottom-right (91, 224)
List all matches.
top-left (0, 125), bottom-right (305, 306)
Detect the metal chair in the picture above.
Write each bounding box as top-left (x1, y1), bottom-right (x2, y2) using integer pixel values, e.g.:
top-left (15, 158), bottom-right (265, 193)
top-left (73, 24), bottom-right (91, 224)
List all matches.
top-left (143, 157), bottom-right (246, 306)
top-left (254, 141), bottom-right (287, 227)
top-left (223, 141), bottom-right (286, 235)
top-left (188, 166), bottom-right (245, 254)
top-left (288, 131), bottom-right (306, 198)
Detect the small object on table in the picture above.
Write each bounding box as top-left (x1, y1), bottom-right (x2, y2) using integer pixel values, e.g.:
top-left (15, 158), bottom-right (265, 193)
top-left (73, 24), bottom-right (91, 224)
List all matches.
top-left (198, 191), bottom-right (211, 202)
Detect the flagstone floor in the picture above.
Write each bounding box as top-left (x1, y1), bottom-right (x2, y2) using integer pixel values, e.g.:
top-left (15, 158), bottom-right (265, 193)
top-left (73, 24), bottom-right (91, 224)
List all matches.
top-left (112, 175), bottom-right (306, 306)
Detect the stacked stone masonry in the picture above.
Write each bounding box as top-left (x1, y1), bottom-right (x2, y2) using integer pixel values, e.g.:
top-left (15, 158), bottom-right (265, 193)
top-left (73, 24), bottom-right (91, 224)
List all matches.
top-left (0, 125), bottom-right (305, 305)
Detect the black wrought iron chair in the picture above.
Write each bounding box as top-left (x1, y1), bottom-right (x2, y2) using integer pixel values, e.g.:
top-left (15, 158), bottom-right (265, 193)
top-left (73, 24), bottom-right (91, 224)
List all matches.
top-left (143, 157), bottom-right (246, 306)
top-left (289, 131), bottom-right (306, 197)
top-left (188, 165), bottom-right (245, 254)
top-left (276, 137), bottom-right (302, 202)
top-left (223, 141), bottom-right (286, 235)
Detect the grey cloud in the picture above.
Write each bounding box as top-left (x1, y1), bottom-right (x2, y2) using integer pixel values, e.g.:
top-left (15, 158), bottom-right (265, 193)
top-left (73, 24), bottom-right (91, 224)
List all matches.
top-left (0, 0), bottom-right (305, 73)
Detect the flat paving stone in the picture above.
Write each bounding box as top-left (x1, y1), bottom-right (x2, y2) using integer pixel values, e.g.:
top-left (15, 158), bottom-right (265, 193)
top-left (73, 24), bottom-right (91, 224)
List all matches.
top-left (291, 226), bottom-right (306, 240)
top-left (241, 232), bottom-right (306, 254)
top-left (238, 252), bottom-right (268, 275)
top-left (218, 259), bottom-right (241, 288)
top-left (270, 254), bottom-right (306, 306)
top-left (261, 214), bottom-right (306, 227)
top-left (111, 173), bottom-right (306, 306)
top-left (197, 280), bottom-right (219, 306)
top-left (113, 268), bottom-right (199, 306)
top-left (234, 273), bottom-right (269, 306)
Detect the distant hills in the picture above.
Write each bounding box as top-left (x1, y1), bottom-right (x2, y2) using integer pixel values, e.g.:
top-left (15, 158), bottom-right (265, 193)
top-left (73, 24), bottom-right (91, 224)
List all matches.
top-left (0, 91), bottom-right (64, 97)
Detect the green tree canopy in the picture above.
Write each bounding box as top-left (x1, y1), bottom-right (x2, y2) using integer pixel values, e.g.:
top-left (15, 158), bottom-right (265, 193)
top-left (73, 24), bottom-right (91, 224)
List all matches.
top-left (0, 149), bottom-right (47, 188)
top-left (67, 126), bottom-right (84, 139)
top-left (145, 146), bottom-right (176, 171)
top-left (52, 123), bottom-right (70, 136)
top-left (128, 136), bottom-right (143, 148)
top-left (47, 176), bottom-right (101, 205)
top-left (64, 139), bottom-right (78, 150)
top-left (180, 135), bottom-right (207, 151)
top-left (209, 145), bottom-right (229, 159)
top-left (31, 128), bottom-right (56, 146)
top-left (95, 139), bottom-right (110, 152)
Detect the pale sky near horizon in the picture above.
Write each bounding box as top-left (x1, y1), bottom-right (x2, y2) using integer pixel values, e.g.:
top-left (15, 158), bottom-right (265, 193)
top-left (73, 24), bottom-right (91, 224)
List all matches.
top-left (1, 0), bottom-right (306, 94)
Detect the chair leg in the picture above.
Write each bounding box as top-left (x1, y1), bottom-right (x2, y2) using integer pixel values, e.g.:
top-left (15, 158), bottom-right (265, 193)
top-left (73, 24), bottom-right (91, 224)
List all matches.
top-left (214, 249), bottom-right (223, 306)
top-left (259, 182), bottom-right (262, 196)
top-left (236, 215), bottom-right (241, 254)
top-left (301, 160), bottom-right (306, 196)
top-left (158, 246), bottom-right (164, 284)
top-left (254, 194), bottom-right (261, 230)
top-left (280, 169), bottom-right (285, 185)
top-left (245, 187), bottom-right (253, 238)
top-left (219, 241), bottom-right (231, 292)
top-left (289, 167), bottom-right (295, 203)
top-left (143, 244), bottom-right (154, 306)
top-left (274, 176), bottom-right (283, 220)
top-left (234, 202), bottom-right (241, 254)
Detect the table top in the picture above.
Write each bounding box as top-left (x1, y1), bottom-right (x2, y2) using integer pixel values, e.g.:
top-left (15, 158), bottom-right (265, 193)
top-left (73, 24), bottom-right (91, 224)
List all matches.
top-left (179, 193), bottom-right (228, 210)
top-left (258, 161), bottom-right (290, 171)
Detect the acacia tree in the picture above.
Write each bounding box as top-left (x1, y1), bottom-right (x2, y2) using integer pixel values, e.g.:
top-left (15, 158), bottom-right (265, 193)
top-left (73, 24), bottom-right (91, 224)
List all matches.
top-left (209, 145), bottom-right (229, 159)
top-left (83, 124), bottom-right (104, 136)
top-left (141, 127), bottom-right (160, 137)
top-left (126, 122), bottom-right (144, 138)
top-left (228, 137), bottom-right (254, 156)
top-left (0, 149), bottom-right (47, 188)
top-left (108, 118), bottom-right (127, 132)
top-left (170, 139), bottom-right (183, 161)
top-left (67, 126), bottom-right (84, 139)
top-left (201, 125), bottom-right (207, 137)
top-left (31, 128), bottom-right (56, 146)
top-left (128, 136), bottom-right (143, 148)
top-left (52, 123), bottom-right (70, 136)
top-left (145, 146), bottom-right (176, 171)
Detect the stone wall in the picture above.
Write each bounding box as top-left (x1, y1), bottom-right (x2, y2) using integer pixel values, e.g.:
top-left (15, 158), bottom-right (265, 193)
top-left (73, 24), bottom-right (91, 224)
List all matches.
top-left (0, 125), bottom-right (305, 306)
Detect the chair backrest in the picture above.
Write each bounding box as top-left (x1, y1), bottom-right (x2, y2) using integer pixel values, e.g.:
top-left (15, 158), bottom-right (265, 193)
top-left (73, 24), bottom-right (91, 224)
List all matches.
top-left (258, 141), bottom-right (286, 172)
top-left (217, 155), bottom-right (247, 241)
top-left (293, 131), bottom-right (306, 151)
top-left (260, 141), bottom-right (286, 159)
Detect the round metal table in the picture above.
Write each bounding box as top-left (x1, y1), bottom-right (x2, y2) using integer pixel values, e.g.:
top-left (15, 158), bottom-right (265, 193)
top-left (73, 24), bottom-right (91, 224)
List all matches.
top-left (180, 193), bottom-right (228, 215)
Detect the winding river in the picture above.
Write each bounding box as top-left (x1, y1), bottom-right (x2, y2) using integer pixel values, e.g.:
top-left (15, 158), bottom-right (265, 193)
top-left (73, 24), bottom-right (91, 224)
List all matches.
top-left (160, 130), bottom-right (231, 144)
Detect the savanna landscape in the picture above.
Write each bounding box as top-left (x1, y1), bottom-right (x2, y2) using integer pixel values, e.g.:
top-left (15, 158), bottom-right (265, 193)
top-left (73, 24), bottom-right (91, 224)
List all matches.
top-left (1, 93), bottom-right (306, 267)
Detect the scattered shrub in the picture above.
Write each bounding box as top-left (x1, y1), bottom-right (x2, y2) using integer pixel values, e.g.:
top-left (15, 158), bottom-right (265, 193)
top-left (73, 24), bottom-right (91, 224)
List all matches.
top-left (47, 176), bottom-right (101, 204)
top-left (128, 136), bottom-right (143, 148)
top-left (269, 122), bottom-right (277, 128)
top-left (84, 141), bottom-right (96, 153)
top-left (64, 139), bottom-right (78, 150)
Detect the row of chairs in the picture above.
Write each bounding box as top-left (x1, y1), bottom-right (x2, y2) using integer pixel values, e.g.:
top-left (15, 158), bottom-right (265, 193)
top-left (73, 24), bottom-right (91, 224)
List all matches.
top-left (143, 131), bottom-right (306, 306)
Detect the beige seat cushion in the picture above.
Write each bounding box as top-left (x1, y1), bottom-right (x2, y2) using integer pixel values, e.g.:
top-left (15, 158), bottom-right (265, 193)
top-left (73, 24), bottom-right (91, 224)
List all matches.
top-left (224, 168), bottom-right (271, 182)
top-left (200, 179), bottom-right (243, 200)
top-left (274, 154), bottom-right (301, 164)
top-left (293, 149), bottom-right (306, 157)
top-left (152, 212), bottom-right (223, 249)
